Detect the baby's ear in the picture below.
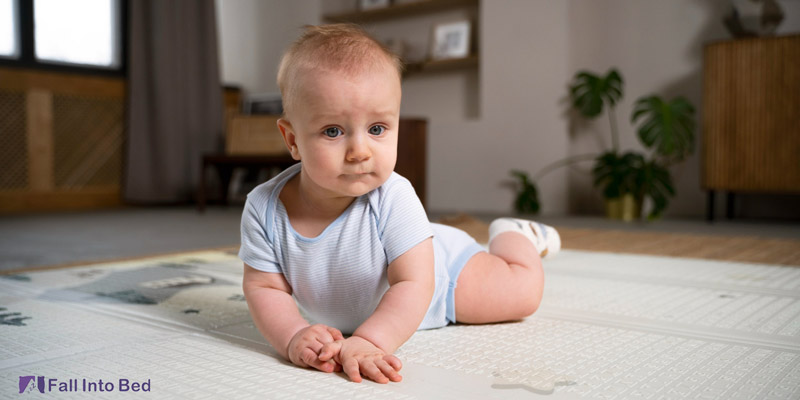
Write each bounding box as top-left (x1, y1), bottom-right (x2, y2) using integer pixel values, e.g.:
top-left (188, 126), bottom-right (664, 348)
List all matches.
top-left (277, 118), bottom-right (300, 160)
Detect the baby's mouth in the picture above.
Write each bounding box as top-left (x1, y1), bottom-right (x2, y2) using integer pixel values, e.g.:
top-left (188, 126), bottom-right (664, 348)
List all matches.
top-left (343, 172), bottom-right (372, 178)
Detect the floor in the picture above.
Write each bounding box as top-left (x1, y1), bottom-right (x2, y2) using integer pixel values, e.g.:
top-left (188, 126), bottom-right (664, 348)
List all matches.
top-left (1, 205), bottom-right (799, 273)
top-left (557, 227), bottom-right (800, 266)
top-left (0, 206), bottom-right (242, 272)
top-left (437, 214), bottom-right (800, 267)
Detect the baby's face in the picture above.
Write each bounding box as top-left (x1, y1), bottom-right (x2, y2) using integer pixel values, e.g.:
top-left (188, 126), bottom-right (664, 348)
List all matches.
top-left (285, 64), bottom-right (401, 199)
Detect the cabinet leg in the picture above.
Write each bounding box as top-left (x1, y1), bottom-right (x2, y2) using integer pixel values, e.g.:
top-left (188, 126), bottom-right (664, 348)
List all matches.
top-left (706, 191), bottom-right (715, 223)
top-left (726, 192), bottom-right (735, 220)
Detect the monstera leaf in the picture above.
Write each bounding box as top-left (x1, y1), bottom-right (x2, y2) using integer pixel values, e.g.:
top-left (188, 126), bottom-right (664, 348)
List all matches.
top-left (592, 151), bottom-right (644, 199)
top-left (569, 69), bottom-right (624, 118)
top-left (631, 96), bottom-right (696, 162)
top-left (594, 152), bottom-right (675, 219)
top-left (635, 160), bottom-right (675, 220)
top-left (510, 170), bottom-right (540, 214)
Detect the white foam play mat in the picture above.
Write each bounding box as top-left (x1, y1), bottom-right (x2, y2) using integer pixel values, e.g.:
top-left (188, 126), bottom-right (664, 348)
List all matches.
top-left (1, 249), bottom-right (799, 399)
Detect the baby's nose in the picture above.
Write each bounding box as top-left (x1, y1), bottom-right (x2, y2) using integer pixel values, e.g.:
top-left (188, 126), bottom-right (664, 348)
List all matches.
top-left (346, 135), bottom-right (371, 162)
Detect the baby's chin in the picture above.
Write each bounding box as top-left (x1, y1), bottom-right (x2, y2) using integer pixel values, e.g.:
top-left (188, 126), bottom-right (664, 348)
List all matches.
top-left (338, 173), bottom-right (389, 196)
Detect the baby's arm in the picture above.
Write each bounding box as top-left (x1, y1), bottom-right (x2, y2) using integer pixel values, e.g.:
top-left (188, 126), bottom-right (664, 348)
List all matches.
top-left (242, 264), bottom-right (343, 372)
top-left (355, 237), bottom-right (435, 353)
top-left (323, 238), bottom-right (435, 382)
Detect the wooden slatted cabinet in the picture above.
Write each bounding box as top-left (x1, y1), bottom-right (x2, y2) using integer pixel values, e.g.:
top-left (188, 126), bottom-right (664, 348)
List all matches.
top-left (702, 35), bottom-right (800, 220)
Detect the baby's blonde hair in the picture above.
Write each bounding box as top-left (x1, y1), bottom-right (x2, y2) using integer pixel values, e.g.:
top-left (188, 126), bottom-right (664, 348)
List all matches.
top-left (277, 24), bottom-right (403, 117)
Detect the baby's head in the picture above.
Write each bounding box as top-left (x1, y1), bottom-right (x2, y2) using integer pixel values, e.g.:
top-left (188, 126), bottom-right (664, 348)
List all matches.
top-left (277, 24), bottom-right (403, 119)
top-left (276, 24), bottom-right (404, 198)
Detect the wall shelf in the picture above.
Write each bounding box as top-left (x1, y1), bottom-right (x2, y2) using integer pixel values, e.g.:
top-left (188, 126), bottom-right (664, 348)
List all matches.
top-left (323, 0), bottom-right (480, 77)
top-left (323, 0), bottom-right (478, 24)
top-left (404, 55), bottom-right (478, 76)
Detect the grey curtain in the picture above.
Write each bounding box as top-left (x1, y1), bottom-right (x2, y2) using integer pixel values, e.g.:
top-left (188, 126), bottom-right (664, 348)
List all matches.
top-left (124, 0), bottom-right (223, 203)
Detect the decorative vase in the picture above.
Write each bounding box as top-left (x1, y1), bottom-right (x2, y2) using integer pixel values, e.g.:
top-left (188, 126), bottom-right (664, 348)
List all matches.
top-left (605, 193), bottom-right (642, 222)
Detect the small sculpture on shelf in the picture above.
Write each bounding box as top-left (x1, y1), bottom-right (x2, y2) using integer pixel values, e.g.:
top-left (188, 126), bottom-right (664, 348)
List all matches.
top-left (723, 0), bottom-right (784, 38)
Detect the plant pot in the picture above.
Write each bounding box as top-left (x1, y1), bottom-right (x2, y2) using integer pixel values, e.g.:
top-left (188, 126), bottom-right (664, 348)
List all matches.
top-left (605, 193), bottom-right (642, 221)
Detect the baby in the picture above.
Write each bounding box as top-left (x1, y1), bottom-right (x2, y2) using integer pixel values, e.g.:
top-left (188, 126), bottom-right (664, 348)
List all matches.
top-left (239, 24), bottom-right (560, 384)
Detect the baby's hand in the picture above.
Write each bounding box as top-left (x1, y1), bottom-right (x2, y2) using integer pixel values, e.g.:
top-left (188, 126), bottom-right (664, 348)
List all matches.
top-left (287, 324), bottom-right (344, 373)
top-left (321, 336), bottom-right (402, 384)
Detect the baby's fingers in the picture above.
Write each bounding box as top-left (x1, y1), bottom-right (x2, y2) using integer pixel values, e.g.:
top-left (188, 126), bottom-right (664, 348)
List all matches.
top-left (318, 341), bottom-right (342, 363)
top-left (298, 348), bottom-right (316, 367)
top-left (326, 325), bottom-right (345, 341)
top-left (343, 358), bottom-right (362, 383)
top-left (383, 354), bottom-right (403, 372)
top-left (361, 361), bottom-right (390, 384)
top-left (376, 359), bottom-right (402, 382)
top-left (301, 348), bottom-right (337, 373)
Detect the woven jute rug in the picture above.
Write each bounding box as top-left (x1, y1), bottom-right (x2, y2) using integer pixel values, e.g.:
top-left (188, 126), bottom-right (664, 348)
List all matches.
top-left (436, 214), bottom-right (800, 267)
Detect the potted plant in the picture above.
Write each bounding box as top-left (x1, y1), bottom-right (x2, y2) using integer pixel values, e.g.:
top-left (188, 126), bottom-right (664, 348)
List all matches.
top-left (510, 68), bottom-right (696, 220)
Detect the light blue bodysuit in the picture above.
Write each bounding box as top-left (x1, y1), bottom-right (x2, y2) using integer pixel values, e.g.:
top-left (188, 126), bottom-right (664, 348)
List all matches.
top-left (239, 163), bottom-right (483, 334)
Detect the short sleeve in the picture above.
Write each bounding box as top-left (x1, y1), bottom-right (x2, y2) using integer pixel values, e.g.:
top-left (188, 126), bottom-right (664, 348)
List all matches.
top-left (238, 196), bottom-right (282, 273)
top-left (377, 174), bottom-right (434, 264)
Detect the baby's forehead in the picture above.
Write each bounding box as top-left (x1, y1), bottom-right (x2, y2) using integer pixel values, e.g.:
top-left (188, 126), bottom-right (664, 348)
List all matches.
top-left (297, 51), bottom-right (398, 79)
top-left (286, 65), bottom-right (401, 119)
top-left (281, 47), bottom-right (401, 117)
top-left (287, 62), bottom-right (400, 98)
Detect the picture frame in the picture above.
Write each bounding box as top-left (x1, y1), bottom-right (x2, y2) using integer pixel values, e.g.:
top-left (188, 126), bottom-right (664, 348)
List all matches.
top-left (359, 0), bottom-right (391, 11)
top-left (430, 20), bottom-right (472, 61)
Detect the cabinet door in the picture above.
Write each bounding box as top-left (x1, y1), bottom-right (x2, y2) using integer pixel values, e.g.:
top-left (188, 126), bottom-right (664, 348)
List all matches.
top-left (703, 35), bottom-right (800, 192)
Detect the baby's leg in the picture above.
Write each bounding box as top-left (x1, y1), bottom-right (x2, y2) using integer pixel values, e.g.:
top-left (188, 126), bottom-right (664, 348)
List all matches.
top-left (453, 218), bottom-right (561, 324)
top-left (454, 230), bottom-right (544, 324)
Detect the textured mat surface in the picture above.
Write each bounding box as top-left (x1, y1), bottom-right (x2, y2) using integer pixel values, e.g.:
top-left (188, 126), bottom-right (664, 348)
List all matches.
top-left (1, 249), bottom-right (799, 399)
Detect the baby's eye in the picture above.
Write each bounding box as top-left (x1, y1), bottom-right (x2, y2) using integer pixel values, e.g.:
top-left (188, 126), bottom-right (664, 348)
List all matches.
top-left (323, 127), bottom-right (343, 138)
top-left (368, 125), bottom-right (386, 136)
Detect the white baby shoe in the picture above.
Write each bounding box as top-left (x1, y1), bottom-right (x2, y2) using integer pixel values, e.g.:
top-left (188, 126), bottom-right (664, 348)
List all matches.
top-left (488, 218), bottom-right (561, 258)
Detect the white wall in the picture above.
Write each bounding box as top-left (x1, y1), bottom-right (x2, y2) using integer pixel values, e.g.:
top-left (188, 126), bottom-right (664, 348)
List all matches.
top-left (215, 0), bottom-right (321, 95)
top-left (430, 0), bottom-right (571, 215)
top-left (215, 0), bottom-right (800, 217)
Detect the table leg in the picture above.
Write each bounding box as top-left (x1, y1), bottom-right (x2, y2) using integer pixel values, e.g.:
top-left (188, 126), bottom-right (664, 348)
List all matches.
top-left (216, 165), bottom-right (234, 207)
top-left (197, 159), bottom-right (207, 213)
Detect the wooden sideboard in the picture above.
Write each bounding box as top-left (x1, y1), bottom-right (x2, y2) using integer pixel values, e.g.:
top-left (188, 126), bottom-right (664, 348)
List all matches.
top-left (702, 35), bottom-right (800, 221)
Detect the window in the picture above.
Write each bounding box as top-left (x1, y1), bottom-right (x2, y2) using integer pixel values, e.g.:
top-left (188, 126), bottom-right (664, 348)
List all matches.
top-left (0, 0), bottom-right (18, 58)
top-left (0, 0), bottom-right (126, 75)
top-left (34, 0), bottom-right (121, 68)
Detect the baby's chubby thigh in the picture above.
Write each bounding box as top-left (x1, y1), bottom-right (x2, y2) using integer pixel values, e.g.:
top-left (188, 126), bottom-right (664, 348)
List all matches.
top-left (425, 223), bottom-right (485, 328)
